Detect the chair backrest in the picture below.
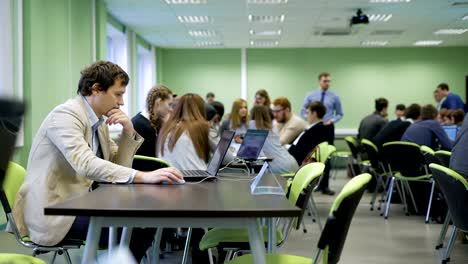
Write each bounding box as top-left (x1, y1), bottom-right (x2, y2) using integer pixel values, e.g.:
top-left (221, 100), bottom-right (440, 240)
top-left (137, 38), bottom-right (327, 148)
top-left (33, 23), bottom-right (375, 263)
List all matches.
top-left (132, 155), bottom-right (171, 171)
top-left (344, 136), bottom-right (360, 159)
top-left (434, 150), bottom-right (451, 167)
top-left (360, 139), bottom-right (380, 170)
top-left (429, 164), bottom-right (468, 231)
top-left (420, 145), bottom-right (438, 166)
top-left (0, 162), bottom-right (26, 212)
top-left (317, 173), bottom-right (372, 264)
top-left (313, 141), bottom-right (329, 163)
top-left (382, 141), bottom-right (426, 176)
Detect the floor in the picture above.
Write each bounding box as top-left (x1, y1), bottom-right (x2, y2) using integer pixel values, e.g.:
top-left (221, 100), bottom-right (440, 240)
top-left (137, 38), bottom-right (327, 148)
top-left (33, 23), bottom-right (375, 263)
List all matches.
top-left (1, 169), bottom-right (467, 263)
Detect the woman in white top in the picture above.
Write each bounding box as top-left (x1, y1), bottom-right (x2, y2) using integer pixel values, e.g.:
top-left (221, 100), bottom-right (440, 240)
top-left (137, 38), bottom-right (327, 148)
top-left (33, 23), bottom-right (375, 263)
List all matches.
top-left (249, 105), bottom-right (299, 174)
top-left (220, 98), bottom-right (249, 143)
top-left (158, 93), bottom-right (211, 170)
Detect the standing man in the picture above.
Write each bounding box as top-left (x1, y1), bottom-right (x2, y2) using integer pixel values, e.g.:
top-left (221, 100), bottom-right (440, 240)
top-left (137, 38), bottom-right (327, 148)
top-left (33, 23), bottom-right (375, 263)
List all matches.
top-left (435, 83), bottom-right (465, 111)
top-left (11, 61), bottom-right (183, 262)
top-left (302, 72), bottom-right (343, 144)
top-left (206, 92), bottom-right (215, 104)
top-left (272, 96), bottom-right (306, 145)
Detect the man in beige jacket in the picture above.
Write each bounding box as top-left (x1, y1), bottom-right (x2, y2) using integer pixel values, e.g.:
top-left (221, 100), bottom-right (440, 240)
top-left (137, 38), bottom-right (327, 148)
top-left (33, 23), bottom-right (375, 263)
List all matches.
top-left (272, 97), bottom-right (306, 145)
top-left (11, 61), bottom-right (183, 261)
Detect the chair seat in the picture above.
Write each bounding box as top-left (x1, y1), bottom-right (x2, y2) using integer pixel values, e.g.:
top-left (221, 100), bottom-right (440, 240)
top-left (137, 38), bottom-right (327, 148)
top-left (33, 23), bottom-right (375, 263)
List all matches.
top-left (0, 253), bottom-right (46, 264)
top-left (22, 236), bottom-right (84, 248)
top-left (360, 160), bottom-right (371, 166)
top-left (280, 172), bottom-right (295, 178)
top-left (226, 253), bottom-right (313, 264)
top-left (333, 151), bottom-right (351, 158)
top-left (394, 172), bottom-right (432, 181)
top-left (199, 227), bottom-right (283, 251)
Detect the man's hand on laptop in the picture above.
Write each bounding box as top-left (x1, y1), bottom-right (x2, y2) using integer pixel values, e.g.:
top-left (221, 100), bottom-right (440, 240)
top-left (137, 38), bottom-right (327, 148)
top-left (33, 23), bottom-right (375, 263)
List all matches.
top-left (134, 167), bottom-right (184, 184)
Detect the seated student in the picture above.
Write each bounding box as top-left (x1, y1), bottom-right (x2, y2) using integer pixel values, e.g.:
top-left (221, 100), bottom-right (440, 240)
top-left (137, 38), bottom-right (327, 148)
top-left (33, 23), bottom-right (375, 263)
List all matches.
top-left (209, 100), bottom-right (225, 133)
top-left (402, 104), bottom-right (452, 150)
top-left (395, 104), bottom-right (406, 120)
top-left (131, 85), bottom-right (173, 158)
top-left (449, 109), bottom-right (465, 125)
top-left (438, 108), bottom-right (449, 124)
top-left (10, 61), bottom-right (183, 262)
top-left (220, 98), bottom-right (249, 144)
top-left (206, 92), bottom-right (215, 104)
top-left (158, 93), bottom-right (211, 170)
top-left (287, 102), bottom-right (334, 195)
top-left (251, 89), bottom-right (274, 119)
top-left (450, 115), bottom-right (468, 178)
top-left (272, 96), bottom-right (307, 145)
top-left (357, 98), bottom-right (388, 140)
top-left (374, 104), bottom-right (421, 148)
top-left (249, 105), bottom-right (299, 174)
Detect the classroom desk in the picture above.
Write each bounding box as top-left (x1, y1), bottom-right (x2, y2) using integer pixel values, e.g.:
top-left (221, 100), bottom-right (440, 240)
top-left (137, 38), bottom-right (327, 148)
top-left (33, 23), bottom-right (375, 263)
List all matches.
top-left (44, 176), bottom-right (300, 264)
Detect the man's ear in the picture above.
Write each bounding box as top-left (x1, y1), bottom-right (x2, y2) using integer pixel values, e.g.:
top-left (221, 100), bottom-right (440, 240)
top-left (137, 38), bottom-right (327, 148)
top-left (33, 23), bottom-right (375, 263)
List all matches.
top-left (91, 83), bottom-right (101, 95)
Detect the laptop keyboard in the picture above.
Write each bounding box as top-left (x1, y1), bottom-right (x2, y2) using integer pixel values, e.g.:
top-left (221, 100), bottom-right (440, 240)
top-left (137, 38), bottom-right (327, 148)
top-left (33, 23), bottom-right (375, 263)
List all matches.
top-left (183, 170), bottom-right (211, 177)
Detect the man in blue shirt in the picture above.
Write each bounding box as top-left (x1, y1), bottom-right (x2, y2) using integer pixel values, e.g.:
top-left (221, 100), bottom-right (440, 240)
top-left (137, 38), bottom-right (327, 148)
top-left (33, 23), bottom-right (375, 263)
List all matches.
top-left (435, 83), bottom-right (465, 111)
top-left (301, 72), bottom-right (343, 145)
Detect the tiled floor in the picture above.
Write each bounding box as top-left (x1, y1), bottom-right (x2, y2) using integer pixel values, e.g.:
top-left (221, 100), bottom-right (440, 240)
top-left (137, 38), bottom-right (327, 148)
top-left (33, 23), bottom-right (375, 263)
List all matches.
top-left (1, 170), bottom-right (467, 263)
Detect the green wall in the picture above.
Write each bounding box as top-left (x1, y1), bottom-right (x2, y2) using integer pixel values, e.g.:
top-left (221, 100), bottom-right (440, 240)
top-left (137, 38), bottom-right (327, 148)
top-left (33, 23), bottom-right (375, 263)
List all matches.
top-left (158, 49), bottom-right (242, 109)
top-left (247, 48), bottom-right (468, 128)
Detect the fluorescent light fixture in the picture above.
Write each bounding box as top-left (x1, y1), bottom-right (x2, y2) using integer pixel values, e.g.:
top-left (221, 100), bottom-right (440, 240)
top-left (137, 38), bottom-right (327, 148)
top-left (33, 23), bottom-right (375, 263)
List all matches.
top-left (177, 16), bottom-right (211, 23)
top-left (248, 15), bottom-right (285, 23)
top-left (361, 40), bottom-right (388, 46)
top-left (463, 15), bottom-right (468, 20)
top-left (189, 30), bottom-right (217, 37)
top-left (434, 29), bottom-right (468, 35)
top-left (370, 0), bottom-right (410, 3)
top-left (165, 0), bottom-right (207, 4)
top-left (250, 40), bottom-right (279, 47)
top-left (413, 40), bottom-right (443, 46)
top-left (196, 41), bottom-right (222, 46)
top-left (247, 0), bottom-right (288, 4)
top-left (249, 29), bottom-right (282, 36)
top-left (369, 14), bottom-right (393, 22)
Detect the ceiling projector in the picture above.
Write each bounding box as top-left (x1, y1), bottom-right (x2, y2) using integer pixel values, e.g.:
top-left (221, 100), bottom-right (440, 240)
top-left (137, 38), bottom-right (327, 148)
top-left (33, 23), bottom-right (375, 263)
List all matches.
top-left (351, 9), bottom-right (369, 26)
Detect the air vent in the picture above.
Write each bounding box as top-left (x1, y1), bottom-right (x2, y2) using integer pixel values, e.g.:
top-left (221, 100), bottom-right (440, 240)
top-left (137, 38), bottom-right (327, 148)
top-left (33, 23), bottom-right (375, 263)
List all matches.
top-left (371, 29), bottom-right (404, 35)
top-left (452, 2), bottom-right (468, 6)
top-left (315, 28), bottom-right (352, 36)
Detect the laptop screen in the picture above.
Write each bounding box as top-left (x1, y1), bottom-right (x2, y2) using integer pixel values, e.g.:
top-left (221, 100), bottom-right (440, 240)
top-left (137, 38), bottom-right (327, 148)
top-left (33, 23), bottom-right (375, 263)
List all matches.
top-left (443, 125), bottom-right (458, 141)
top-left (206, 130), bottom-right (235, 175)
top-left (237, 129), bottom-right (269, 160)
top-left (0, 99), bottom-right (24, 185)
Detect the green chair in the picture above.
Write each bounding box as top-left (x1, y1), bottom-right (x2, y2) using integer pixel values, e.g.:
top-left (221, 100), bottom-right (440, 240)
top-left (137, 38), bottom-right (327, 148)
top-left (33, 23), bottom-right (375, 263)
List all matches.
top-left (381, 142), bottom-right (435, 223)
top-left (361, 139), bottom-right (387, 211)
top-left (225, 173), bottom-right (372, 264)
top-left (434, 150), bottom-right (451, 167)
top-left (421, 145), bottom-right (438, 166)
top-left (199, 163), bottom-right (326, 262)
top-left (344, 136), bottom-right (363, 177)
top-left (429, 164), bottom-right (468, 264)
top-left (0, 162), bottom-right (82, 264)
top-left (0, 253), bottom-right (46, 264)
top-left (132, 155), bottom-right (171, 171)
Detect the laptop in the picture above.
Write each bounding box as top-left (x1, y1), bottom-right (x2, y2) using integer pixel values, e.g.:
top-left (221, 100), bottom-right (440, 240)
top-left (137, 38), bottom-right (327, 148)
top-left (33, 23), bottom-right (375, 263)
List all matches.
top-left (443, 125), bottom-right (459, 141)
top-left (182, 130), bottom-right (235, 181)
top-left (0, 99), bottom-right (24, 185)
top-left (236, 129), bottom-right (269, 161)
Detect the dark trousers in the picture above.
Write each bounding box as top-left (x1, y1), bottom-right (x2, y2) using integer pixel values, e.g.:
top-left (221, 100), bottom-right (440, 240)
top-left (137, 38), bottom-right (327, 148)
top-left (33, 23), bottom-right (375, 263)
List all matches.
top-left (325, 123), bottom-right (335, 145)
top-left (63, 216), bottom-right (156, 262)
top-left (189, 228), bottom-right (211, 264)
top-left (318, 159), bottom-right (331, 190)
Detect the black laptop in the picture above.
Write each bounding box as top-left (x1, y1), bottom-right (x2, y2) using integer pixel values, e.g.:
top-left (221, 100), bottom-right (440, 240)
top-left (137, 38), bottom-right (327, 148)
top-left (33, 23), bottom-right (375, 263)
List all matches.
top-left (236, 129), bottom-right (269, 161)
top-left (182, 130), bottom-right (235, 181)
top-left (0, 99), bottom-right (24, 185)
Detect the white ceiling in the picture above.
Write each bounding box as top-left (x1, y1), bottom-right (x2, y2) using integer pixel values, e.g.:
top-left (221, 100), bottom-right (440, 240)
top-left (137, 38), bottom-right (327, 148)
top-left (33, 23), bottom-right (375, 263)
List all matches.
top-left (104, 0), bottom-right (468, 48)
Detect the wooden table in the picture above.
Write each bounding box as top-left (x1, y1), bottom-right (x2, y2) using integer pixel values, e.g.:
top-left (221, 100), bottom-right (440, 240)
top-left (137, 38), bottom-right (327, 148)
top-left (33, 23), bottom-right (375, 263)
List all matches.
top-left (45, 176), bottom-right (300, 264)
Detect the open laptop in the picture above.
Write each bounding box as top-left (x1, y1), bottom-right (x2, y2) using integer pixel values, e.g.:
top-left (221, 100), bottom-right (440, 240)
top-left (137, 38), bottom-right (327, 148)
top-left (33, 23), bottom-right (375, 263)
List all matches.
top-left (236, 129), bottom-right (269, 161)
top-left (443, 125), bottom-right (459, 141)
top-left (182, 130), bottom-right (235, 181)
top-left (0, 99), bottom-right (24, 186)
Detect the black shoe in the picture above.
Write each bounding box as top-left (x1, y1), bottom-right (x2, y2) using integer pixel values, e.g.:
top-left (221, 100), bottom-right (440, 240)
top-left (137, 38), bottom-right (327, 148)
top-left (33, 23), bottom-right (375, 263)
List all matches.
top-left (321, 188), bottom-right (335, 195)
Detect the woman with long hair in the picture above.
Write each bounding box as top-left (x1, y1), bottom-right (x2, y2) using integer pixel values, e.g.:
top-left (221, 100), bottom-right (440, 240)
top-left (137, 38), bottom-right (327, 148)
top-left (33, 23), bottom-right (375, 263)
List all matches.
top-left (158, 93), bottom-right (211, 170)
top-left (131, 85), bottom-right (173, 159)
top-left (220, 98), bottom-right (249, 143)
top-left (250, 105), bottom-right (299, 174)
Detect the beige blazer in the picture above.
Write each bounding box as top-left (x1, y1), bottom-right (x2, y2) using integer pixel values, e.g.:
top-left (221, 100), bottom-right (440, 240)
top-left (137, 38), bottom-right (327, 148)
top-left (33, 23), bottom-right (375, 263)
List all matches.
top-left (11, 96), bottom-right (143, 246)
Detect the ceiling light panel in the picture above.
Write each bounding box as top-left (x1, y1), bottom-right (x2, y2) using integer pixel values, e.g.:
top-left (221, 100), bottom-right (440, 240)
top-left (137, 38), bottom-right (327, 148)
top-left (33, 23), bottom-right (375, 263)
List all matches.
top-left (247, 0), bottom-right (288, 4)
top-left (248, 15), bottom-right (285, 23)
top-left (413, 40), bottom-right (443, 46)
top-left (369, 14), bottom-right (393, 22)
top-left (361, 41), bottom-right (388, 46)
top-left (189, 30), bottom-right (217, 37)
top-left (196, 41), bottom-right (222, 46)
top-left (250, 40), bottom-right (279, 47)
top-left (165, 0), bottom-right (207, 4)
top-left (249, 29), bottom-right (281, 36)
top-left (434, 29), bottom-right (468, 35)
top-left (177, 16), bottom-right (211, 23)
top-left (370, 0), bottom-right (410, 3)
top-left (463, 15), bottom-right (468, 20)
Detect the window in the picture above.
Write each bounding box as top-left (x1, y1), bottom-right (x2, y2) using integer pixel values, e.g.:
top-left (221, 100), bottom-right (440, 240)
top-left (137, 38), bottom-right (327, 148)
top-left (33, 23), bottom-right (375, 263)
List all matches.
top-left (137, 45), bottom-right (155, 112)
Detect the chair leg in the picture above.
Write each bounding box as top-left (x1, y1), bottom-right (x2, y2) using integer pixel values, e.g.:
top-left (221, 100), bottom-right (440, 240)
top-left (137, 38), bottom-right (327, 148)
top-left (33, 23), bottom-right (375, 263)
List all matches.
top-left (378, 176), bottom-right (391, 211)
top-left (395, 180), bottom-right (408, 216)
top-left (32, 249), bottom-right (37, 257)
top-left (370, 175), bottom-right (382, 211)
top-left (404, 181), bottom-right (418, 214)
top-left (425, 180), bottom-right (436, 224)
top-left (302, 221), bottom-right (308, 233)
top-left (63, 250), bottom-right (72, 264)
top-left (50, 251), bottom-right (58, 264)
top-left (443, 226), bottom-right (458, 263)
top-left (224, 250), bottom-right (234, 262)
top-left (309, 197), bottom-right (322, 231)
top-left (152, 228), bottom-right (164, 264)
top-left (313, 249), bottom-right (322, 264)
top-left (436, 212), bottom-right (451, 250)
top-left (383, 177), bottom-right (395, 219)
top-left (181, 228), bottom-right (192, 264)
